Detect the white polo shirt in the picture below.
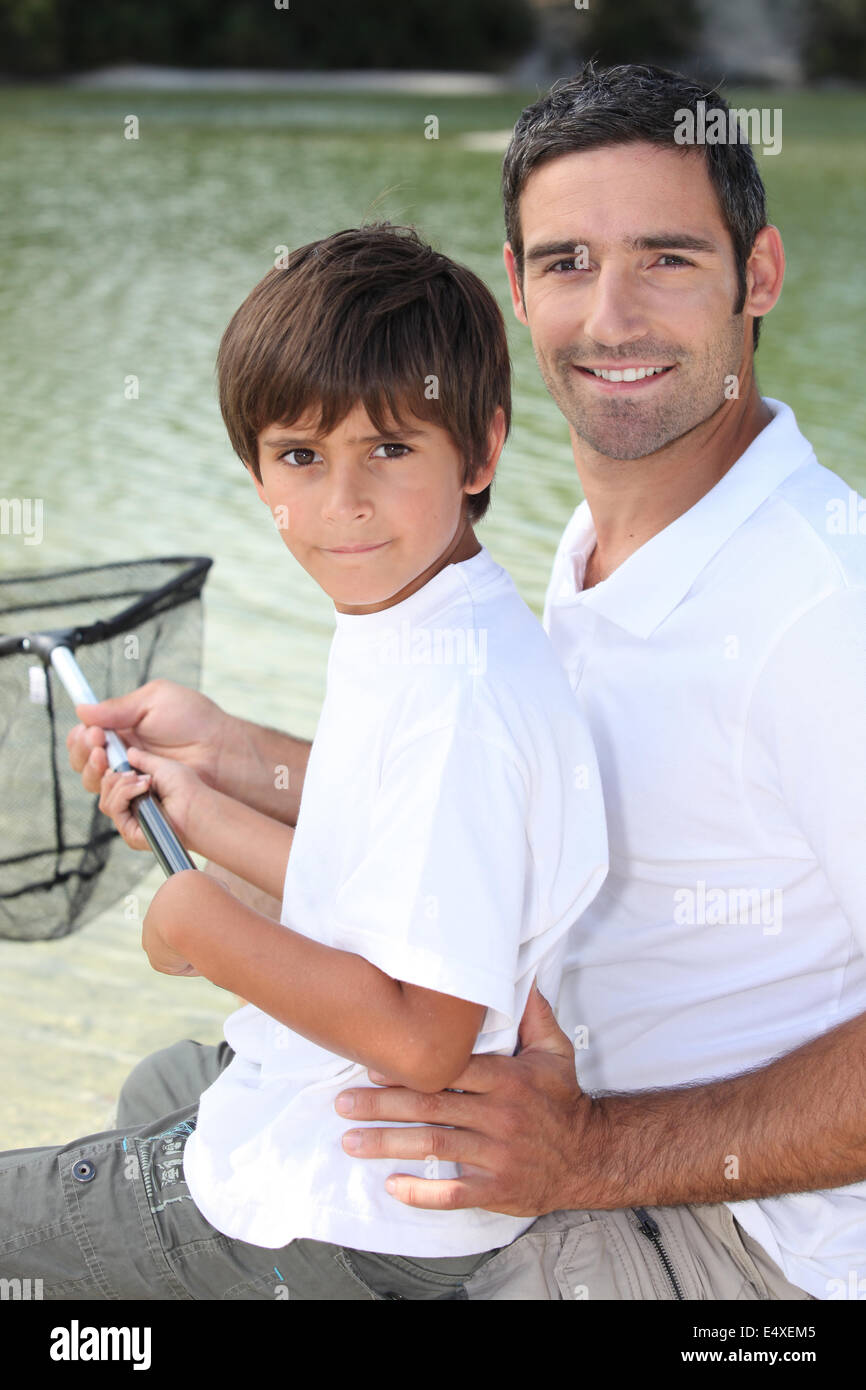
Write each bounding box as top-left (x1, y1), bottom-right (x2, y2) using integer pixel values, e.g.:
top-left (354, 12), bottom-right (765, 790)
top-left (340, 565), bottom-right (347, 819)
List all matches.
top-left (543, 397), bottom-right (866, 1301)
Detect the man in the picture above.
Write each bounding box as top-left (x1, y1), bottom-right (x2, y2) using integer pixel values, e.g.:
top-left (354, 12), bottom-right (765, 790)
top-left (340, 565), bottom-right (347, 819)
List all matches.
top-left (70, 63), bottom-right (866, 1301)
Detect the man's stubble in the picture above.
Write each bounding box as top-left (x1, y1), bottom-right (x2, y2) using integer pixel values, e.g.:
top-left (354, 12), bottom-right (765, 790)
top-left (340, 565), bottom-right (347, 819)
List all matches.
top-left (532, 313), bottom-right (746, 462)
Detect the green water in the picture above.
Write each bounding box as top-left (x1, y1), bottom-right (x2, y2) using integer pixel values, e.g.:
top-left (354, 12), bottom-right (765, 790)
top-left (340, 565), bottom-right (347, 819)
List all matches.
top-left (1, 85), bottom-right (864, 737)
top-left (0, 86), bottom-right (864, 1143)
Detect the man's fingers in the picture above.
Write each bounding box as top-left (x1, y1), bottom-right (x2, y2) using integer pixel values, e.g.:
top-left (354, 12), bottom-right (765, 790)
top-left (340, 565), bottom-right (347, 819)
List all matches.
top-left (66, 722), bottom-right (103, 770)
top-left (336, 1083), bottom-right (474, 1124)
top-left (516, 981), bottom-right (578, 1062)
top-left (383, 1175), bottom-right (480, 1211)
top-left (82, 744), bottom-right (110, 793)
top-left (75, 692), bottom-right (150, 731)
top-left (341, 1121), bottom-right (489, 1169)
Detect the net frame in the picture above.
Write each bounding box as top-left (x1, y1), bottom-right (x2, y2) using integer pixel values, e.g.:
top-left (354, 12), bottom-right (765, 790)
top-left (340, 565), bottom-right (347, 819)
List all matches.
top-left (0, 556), bottom-right (212, 941)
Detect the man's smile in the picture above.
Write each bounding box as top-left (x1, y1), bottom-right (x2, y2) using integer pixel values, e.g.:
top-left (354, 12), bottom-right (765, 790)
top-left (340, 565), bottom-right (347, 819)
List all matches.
top-left (573, 364), bottom-right (677, 390)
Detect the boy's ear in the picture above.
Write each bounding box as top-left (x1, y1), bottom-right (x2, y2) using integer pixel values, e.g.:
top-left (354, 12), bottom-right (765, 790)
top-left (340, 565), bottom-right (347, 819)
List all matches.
top-left (465, 405), bottom-right (507, 496)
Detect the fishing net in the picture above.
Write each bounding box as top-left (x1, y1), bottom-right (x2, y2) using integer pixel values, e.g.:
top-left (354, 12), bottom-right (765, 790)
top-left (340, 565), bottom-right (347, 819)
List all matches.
top-left (0, 556), bottom-right (212, 941)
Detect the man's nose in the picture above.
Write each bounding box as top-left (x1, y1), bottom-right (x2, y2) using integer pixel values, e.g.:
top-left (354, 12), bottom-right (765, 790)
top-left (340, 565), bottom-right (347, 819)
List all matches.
top-left (581, 262), bottom-right (649, 348)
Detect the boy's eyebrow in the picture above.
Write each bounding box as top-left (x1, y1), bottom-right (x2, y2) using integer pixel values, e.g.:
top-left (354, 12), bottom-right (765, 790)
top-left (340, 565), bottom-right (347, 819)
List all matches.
top-left (260, 426), bottom-right (429, 448)
top-left (525, 232), bottom-right (719, 262)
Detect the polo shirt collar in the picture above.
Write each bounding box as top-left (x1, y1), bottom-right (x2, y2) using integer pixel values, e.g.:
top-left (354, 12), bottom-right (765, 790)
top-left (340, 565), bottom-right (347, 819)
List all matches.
top-left (550, 398), bottom-right (816, 639)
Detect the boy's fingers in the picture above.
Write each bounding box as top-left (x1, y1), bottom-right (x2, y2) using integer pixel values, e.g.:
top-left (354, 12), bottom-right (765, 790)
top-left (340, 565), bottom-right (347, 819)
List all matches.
top-left (99, 770), bottom-right (151, 823)
top-left (125, 746), bottom-right (161, 774)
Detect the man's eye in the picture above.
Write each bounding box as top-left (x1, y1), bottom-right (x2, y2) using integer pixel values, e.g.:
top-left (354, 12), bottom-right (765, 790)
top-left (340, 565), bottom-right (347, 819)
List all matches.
top-left (656, 255), bottom-right (691, 267)
top-left (280, 448), bottom-right (320, 466)
top-left (371, 443), bottom-right (412, 458)
top-left (548, 258), bottom-right (585, 273)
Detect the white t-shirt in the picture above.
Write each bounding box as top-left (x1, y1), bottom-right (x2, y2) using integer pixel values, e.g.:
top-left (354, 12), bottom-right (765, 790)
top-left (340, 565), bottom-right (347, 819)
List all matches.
top-left (542, 397), bottom-right (866, 1301)
top-left (184, 546), bottom-right (608, 1255)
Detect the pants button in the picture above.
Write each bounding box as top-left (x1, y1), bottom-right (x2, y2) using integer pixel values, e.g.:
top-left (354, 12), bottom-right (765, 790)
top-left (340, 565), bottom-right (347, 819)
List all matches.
top-left (72, 1159), bottom-right (96, 1182)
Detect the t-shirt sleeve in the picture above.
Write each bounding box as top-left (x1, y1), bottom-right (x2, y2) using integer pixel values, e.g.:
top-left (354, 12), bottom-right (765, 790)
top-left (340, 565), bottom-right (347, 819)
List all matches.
top-left (328, 721), bottom-right (549, 1033)
top-left (744, 584), bottom-right (866, 956)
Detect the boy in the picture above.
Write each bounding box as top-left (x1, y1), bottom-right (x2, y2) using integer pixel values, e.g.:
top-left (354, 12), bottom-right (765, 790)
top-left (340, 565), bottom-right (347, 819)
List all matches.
top-left (0, 224), bottom-right (607, 1299)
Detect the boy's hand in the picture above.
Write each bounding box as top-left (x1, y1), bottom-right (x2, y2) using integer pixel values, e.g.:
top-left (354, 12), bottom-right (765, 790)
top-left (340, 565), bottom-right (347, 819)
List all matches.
top-left (98, 746), bottom-right (207, 851)
top-left (142, 870), bottom-right (205, 977)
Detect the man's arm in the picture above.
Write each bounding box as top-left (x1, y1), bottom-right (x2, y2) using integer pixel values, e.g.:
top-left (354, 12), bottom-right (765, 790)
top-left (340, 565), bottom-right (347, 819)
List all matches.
top-left (334, 986), bottom-right (866, 1215)
top-left (337, 587), bottom-right (866, 1215)
top-left (213, 715), bottom-right (312, 827)
top-left (144, 870), bottom-right (485, 1094)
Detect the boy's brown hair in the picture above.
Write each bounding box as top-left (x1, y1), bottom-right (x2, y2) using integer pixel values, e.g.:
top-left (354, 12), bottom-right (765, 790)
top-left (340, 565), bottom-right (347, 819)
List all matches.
top-left (217, 223), bottom-right (512, 522)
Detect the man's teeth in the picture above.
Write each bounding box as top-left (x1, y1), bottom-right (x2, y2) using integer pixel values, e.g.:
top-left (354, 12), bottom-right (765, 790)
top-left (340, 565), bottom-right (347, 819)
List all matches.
top-left (587, 366), bottom-right (670, 382)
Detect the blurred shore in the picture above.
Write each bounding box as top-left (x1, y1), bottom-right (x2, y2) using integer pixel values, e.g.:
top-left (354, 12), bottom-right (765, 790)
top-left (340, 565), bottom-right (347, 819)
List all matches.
top-left (65, 65), bottom-right (513, 93)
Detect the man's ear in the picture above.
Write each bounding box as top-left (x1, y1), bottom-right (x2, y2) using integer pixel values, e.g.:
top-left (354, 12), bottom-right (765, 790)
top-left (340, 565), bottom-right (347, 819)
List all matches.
top-left (243, 459), bottom-right (269, 505)
top-left (503, 241), bottom-right (528, 326)
top-left (744, 224), bottom-right (785, 323)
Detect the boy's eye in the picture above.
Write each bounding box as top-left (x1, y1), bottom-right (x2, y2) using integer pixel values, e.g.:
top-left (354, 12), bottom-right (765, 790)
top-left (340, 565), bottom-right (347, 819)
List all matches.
top-left (371, 442), bottom-right (412, 458)
top-left (279, 448), bottom-right (321, 467)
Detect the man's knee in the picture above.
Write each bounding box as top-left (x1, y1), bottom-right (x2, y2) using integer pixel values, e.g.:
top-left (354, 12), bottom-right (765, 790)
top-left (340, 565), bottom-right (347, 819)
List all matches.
top-left (462, 1204), bottom-right (814, 1300)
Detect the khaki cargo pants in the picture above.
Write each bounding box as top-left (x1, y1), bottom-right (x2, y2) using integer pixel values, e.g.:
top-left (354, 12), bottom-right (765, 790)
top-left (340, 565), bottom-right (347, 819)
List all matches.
top-left (115, 1039), bottom-right (816, 1300)
top-left (0, 1039), bottom-right (815, 1300)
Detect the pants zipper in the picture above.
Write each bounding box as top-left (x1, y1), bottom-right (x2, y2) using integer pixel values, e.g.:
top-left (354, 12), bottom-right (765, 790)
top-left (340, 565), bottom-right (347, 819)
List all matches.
top-left (633, 1207), bottom-right (685, 1300)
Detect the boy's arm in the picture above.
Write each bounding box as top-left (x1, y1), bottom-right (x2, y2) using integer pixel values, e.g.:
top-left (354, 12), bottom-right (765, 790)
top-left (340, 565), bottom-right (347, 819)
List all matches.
top-left (102, 752), bottom-right (295, 902)
top-left (187, 782), bottom-right (295, 902)
top-left (144, 870), bottom-right (486, 1094)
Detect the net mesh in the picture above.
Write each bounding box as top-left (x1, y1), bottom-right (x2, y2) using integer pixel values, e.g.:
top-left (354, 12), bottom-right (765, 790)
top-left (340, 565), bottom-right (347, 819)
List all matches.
top-left (0, 557), bottom-right (211, 941)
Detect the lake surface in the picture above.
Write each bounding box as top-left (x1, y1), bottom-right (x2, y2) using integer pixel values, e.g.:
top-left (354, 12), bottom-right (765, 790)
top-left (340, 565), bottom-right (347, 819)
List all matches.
top-left (0, 85), bottom-right (864, 1144)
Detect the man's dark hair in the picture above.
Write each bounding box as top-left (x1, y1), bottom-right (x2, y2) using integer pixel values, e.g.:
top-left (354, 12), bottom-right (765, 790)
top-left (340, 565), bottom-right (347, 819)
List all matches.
top-left (218, 223), bottom-right (511, 523)
top-left (502, 61), bottom-right (769, 350)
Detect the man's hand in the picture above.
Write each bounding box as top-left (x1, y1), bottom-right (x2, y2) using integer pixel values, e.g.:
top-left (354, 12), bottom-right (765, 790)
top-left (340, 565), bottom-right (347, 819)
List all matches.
top-left (335, 983), bottom-right (602, 1217)
top-left (67, 678), bottom-right (229, 794)
top-left (67, 676), bottom-right (312, 828)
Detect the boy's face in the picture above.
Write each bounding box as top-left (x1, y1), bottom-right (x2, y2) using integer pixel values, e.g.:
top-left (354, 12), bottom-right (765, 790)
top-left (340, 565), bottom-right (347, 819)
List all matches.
top-left (247, 403), bottom-right (502, 613)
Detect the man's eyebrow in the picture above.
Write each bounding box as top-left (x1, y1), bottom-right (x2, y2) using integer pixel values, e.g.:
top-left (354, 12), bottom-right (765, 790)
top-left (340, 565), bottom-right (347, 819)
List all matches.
top-left (525, 233), bottom-right (719, 261)
top-left (261, 426), bottom-right (427, 448)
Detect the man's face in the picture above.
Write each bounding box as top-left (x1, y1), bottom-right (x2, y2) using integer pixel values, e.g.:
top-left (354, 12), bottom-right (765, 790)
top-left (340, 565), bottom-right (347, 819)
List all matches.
top-left (504, 142), bottom-right (748, 460)
top-left (248, 402), bottom-right (493, 611)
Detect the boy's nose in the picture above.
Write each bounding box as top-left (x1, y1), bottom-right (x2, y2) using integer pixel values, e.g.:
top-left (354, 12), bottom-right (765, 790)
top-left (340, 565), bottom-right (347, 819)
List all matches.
top-left (321, 466), bottom-right (374, 523)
